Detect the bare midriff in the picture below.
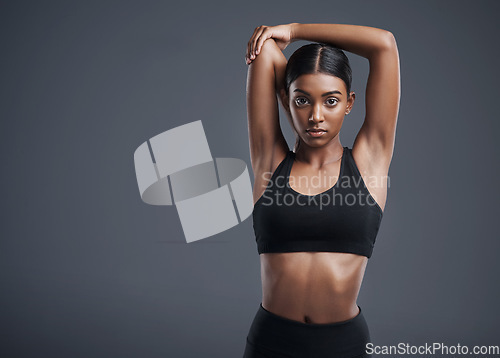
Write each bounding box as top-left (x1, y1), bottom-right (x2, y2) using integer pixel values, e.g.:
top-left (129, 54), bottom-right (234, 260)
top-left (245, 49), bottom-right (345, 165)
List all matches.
top-left (260, 251), bottom-right (368, 324)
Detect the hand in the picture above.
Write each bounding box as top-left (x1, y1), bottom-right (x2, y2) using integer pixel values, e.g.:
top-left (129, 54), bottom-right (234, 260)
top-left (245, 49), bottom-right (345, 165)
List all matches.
top-left (245, 23), bottom-right (298, 65)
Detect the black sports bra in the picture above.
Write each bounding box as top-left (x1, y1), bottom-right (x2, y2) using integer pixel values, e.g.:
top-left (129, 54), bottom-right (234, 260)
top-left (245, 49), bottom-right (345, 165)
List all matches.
top-left (252, 146), bottom-right (384, 258)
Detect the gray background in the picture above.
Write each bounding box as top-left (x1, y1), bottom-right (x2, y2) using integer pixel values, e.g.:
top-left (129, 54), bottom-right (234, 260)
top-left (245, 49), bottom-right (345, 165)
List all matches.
top-left (1, 0), bottom-right (499, 357)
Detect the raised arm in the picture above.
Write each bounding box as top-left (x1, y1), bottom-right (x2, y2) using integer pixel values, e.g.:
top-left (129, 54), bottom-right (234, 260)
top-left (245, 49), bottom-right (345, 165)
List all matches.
top-left (291, 23), bottom-right (400, 171)
top-left (246, 38), bottom-right (289, 204)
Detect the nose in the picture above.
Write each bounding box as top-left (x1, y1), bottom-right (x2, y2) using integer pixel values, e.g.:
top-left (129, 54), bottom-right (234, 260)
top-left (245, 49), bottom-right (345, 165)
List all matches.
top-left (309, 105), bottom-right (324, 124)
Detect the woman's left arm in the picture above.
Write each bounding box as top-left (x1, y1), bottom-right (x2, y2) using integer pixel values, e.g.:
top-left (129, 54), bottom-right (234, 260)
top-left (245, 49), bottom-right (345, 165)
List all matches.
top-left (291, 23), bottom-right (400, 167)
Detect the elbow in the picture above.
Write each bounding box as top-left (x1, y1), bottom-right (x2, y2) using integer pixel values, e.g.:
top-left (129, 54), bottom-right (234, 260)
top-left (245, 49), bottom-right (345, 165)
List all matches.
top-left (248, 39), bottom-right (285, 70)
top-left (382, 31), bottom-right (397, 50)
top-left (370, 31), bottom-right (397, 57)
top-left (258, 38), bottom-right (282, 59)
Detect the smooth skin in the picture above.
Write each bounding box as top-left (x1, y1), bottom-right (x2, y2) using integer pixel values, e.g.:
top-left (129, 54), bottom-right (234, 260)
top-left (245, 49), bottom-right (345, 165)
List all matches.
top-left (246, 23), bottom-right (400, 324)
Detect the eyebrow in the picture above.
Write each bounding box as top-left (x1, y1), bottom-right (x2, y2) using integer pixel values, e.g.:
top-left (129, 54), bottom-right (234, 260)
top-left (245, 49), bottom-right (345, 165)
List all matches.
top-left (293, 89), bottom-right (343, 96)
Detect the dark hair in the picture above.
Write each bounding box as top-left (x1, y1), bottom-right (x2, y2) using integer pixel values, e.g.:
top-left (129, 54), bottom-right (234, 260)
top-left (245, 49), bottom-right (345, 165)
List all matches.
top-left (284, 42), bottom-right (352, 99)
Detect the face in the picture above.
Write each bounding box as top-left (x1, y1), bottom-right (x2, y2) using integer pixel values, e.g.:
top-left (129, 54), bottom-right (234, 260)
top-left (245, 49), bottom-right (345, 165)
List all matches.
top-left (283, 73), bottom-right (355, 148)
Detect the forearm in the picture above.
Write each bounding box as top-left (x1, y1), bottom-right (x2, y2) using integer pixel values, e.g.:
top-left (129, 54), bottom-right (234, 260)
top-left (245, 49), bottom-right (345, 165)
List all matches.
top-left (291, 23), bottom-right (394, 59)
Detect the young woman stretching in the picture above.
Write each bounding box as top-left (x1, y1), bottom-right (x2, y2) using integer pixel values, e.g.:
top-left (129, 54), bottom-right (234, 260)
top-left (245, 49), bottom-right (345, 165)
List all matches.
top-left (243, 22), bottom-right (400, 357)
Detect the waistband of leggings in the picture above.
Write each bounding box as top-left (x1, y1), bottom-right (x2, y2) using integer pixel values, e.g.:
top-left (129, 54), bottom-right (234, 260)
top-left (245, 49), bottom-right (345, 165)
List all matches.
top-left (258, 302), bottom-right (364, 328)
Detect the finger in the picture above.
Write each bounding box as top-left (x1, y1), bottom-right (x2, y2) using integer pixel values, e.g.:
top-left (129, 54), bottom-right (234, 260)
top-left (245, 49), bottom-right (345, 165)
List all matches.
top-left (251, 26), bottom-right (266, 59)
top-left (246, 31), bottom-right (254, 62)
top-left (254, 29), bottom-right (269, 56)
top-left (246, 27), bottom-right (257, 62)
top-left (247, 26), bottom-right (262, 61)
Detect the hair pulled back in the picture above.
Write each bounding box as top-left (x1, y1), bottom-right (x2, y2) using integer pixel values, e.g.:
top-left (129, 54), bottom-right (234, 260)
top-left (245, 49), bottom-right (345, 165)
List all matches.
top-left (284, 43), bottom-right (352, 99)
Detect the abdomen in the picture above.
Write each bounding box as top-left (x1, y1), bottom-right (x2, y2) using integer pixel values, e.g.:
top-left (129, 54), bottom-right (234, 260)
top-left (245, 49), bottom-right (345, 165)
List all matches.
top-left (260, 251), bottom-right (368, 324)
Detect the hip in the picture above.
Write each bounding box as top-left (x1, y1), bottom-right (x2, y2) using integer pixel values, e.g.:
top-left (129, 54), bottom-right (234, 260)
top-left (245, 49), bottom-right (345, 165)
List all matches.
top-left (244, 302), bottom-right (371, 358)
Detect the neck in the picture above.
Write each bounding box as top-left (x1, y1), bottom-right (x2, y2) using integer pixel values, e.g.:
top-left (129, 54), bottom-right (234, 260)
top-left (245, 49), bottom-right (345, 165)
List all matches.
top-left (294, 139), bottom-right (344, 168)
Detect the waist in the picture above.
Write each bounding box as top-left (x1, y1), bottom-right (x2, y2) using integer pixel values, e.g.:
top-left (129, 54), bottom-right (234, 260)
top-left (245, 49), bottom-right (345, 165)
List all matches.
top-left (247, 303), bottom-right (370, 357)
top-left (260, 252), bottom-right (368, 324)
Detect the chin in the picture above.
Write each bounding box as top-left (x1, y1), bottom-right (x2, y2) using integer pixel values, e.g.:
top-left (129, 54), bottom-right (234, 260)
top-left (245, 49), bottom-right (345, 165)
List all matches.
top-left (303, 139), bottom-right (328, 147)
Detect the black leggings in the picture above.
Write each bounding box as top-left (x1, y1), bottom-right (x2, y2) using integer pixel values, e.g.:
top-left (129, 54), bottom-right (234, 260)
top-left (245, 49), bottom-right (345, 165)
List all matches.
top-left (243, 303), bottom-right (371, 358)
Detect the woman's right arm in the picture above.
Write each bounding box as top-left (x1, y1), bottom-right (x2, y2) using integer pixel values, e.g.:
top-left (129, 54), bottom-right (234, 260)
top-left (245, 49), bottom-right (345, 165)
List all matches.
top-left (246, 38), bottom-right (289, 203)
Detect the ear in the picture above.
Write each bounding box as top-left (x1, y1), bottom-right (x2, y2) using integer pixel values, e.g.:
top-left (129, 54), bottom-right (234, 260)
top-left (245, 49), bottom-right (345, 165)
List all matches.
top-left (346, 91), bottom-right (355, 115)
top-left (280, 88), bottom-right (290, 114)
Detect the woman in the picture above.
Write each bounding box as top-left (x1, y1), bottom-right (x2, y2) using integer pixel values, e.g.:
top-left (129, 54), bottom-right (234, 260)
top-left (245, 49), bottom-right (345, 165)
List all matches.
top-left (243, 23), bottom-right (400, 358)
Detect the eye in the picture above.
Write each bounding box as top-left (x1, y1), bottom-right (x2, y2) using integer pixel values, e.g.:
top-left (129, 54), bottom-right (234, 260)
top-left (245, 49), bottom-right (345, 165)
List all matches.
top-left (294, 97), bottom-right (309, 106)
top-left (326, 98), bottom-right (339, 106)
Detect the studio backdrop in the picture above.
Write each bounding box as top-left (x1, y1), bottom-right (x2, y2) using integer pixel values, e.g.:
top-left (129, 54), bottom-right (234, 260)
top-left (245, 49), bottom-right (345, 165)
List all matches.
top-left (1, 1), bottom-right (499, 357)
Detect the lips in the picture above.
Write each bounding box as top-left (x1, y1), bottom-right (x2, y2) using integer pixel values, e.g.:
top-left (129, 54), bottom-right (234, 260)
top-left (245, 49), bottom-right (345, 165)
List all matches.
top-left (306, 129), bottom-right (327, 137)
top-left (306, 129), bottom-right (326, 132)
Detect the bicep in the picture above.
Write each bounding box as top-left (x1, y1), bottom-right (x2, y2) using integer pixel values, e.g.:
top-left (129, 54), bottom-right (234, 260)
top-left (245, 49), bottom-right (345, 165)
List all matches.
top-left (246, 39), bottom-right (288, 176)
top-left (354, 32), bottom-right (400, 169)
